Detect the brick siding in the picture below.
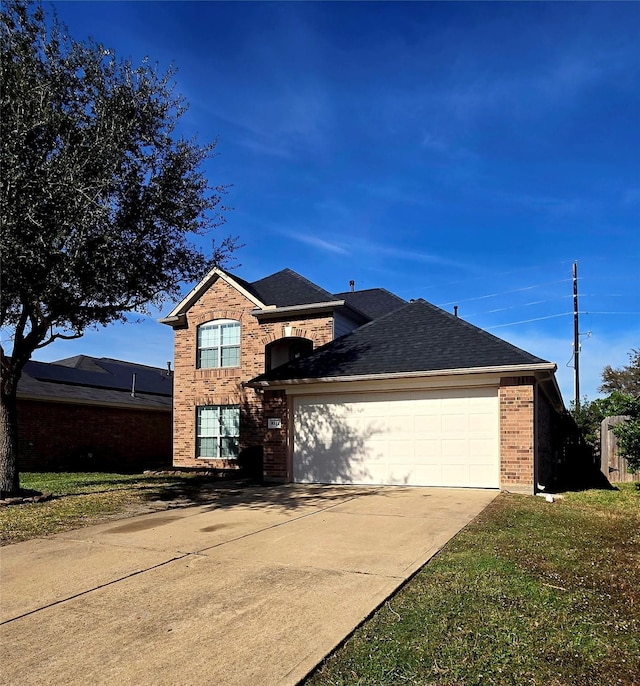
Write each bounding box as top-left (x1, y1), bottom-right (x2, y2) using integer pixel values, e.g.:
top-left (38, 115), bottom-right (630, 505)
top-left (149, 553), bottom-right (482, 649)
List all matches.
top-left (172, 276), bottom-right (334, 471)
top-left (263, 390), bottom-right (289, 481)
top-left (499, 377), bottom-right (535, 493)
top-left (18, 399), bottom-right (171, 472)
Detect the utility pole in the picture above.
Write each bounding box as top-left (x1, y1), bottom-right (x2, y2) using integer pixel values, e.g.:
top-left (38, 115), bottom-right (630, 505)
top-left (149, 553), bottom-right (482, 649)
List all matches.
top-left (573, 261), bottom-right (580, 408)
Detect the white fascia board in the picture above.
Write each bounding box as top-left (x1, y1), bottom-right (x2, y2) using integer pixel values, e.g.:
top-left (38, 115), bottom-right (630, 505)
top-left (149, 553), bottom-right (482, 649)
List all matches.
top-left (277, 374), bottom-right (504, 396)
top-left (163, 268), bottom-right (267, 319)
top-left (251, 300), bottom-right (346, 317)
top-left (249, 362), bottom-right (557, 391)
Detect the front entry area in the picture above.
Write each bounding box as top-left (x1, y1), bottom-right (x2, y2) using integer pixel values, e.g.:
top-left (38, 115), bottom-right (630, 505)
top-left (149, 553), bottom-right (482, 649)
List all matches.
top-left (292, 386), bottom-right (500, 488)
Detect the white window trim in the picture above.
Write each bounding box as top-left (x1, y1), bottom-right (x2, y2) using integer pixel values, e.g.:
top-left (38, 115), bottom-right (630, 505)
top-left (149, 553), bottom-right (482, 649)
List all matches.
top-left (197, 319), bottom-right (240, 369)
top-left (196, 404), bottom-right (240, 460)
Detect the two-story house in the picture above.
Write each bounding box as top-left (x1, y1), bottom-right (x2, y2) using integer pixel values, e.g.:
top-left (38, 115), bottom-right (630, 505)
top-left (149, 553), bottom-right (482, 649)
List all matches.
top-left (160, 267), bottom-right (565, 494)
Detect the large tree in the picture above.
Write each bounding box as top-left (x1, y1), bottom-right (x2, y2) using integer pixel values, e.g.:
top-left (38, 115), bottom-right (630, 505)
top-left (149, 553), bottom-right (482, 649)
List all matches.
top-left (0, 1), bottom-right (236, 496)
top-left (599, 348), bottom-right (640, 397)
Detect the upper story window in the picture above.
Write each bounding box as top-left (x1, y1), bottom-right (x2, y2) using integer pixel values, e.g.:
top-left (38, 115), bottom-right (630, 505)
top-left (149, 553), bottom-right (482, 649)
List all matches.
top-left (197, 319), bottom-right (240, 369)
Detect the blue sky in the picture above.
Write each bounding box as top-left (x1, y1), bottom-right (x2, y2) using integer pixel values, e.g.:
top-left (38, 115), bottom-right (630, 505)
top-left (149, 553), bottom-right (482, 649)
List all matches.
top-left (31, 1), bottom-right (640, 405)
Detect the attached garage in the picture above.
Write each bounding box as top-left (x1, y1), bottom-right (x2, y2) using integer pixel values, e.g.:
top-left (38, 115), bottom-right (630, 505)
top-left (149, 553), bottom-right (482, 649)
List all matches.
top-left (292, 386), bottom-right (499, 488)
top-left (250, 298), bottom-right (564, 494)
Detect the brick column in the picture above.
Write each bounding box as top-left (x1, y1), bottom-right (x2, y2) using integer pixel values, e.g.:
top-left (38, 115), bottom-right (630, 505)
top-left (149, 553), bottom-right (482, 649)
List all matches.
top-left (499, 377), bottom-right (535, 493)
top-left (263, 390), bottom-right (289, 482)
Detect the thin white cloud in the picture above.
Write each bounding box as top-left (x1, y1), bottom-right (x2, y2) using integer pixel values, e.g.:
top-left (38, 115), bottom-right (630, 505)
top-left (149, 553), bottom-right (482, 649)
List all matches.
top-left (361, 240), bottom-right (485, 274)
top-left (279, 230), bottom-right (350, 255)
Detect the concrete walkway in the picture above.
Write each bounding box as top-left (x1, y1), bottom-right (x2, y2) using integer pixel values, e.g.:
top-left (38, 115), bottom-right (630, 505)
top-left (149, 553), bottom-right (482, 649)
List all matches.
top-left (0, 484), bottom-right (497, 686)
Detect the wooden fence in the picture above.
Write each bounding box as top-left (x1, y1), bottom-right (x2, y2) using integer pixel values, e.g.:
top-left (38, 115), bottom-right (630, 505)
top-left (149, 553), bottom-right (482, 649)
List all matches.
top-left (601, 415), bottom-right (640, 483)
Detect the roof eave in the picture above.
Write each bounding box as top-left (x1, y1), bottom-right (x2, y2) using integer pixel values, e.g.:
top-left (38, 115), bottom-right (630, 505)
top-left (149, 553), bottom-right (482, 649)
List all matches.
top-left (247, 362), bottom-right (558, 389)
top-left (157, 314), bottom-right (187, 328)
top-left (251, 300), bottom-right (347, 319)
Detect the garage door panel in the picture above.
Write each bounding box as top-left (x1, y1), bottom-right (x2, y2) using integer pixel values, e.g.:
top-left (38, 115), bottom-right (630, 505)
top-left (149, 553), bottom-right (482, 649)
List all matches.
top-left (441, 439), bottom-right (468, 458)
top-left (441, 414), bottom-right (468, 432)
top-left (415, 440), bottom-right (442, 461)
top-left (293, 388), bottom-right (499, 488)
top-left (415, 414), bottom-right (441, 432)
top-left (441, 464), bottom-right (470, 485)
top-left (470, 438), bottom-right (496, 457)
top-left (469, 463), bottom-right (496, 485)
top-left (469, 413), bottom-right (494, 432)
top-left (388, 440), bottom-right (414, 459)
top-left (387, 416), bottom-right (414, 434)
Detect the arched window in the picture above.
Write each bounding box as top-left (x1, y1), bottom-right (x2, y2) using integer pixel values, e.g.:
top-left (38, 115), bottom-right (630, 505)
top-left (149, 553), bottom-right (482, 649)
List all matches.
top-left (197, 319), bottom-right (240, 369)
top-left (265, 337), bottom-right (313, 372)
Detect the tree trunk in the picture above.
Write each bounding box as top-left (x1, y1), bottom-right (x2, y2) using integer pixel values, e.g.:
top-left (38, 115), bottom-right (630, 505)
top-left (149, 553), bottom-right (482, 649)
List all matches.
top-left (0, 389), bottom-right (20, 497)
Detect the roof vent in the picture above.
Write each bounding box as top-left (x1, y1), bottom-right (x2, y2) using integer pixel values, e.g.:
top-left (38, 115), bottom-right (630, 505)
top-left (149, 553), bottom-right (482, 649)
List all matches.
top-left (454, 305), bottom-right (459, 317)
top-left (349, 280), bottom-right (355, 292)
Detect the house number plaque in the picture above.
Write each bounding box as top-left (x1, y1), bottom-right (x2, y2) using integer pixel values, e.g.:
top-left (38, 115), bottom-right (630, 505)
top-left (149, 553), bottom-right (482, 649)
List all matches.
top-left (267, 418), bottom-right (282, 429)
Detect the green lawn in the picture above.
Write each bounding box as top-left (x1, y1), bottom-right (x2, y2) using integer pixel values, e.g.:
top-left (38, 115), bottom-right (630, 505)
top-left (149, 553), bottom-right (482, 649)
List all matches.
top-left (305, 485), bottom-right (640, 686)
top-left (0, 471), bottom-right (212, 544)
top-left (3, 475), bottom-right (638, 684)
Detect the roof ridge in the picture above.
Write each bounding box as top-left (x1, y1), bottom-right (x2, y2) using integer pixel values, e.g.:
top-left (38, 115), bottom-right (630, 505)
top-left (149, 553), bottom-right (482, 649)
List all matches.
top-left (335, 287), bottom-right (404, 298)
top-left (255, 268), bottom-right (336, 301)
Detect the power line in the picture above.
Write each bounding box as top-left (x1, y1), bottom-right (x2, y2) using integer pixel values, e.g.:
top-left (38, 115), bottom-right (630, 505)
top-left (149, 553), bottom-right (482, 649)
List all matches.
top-left (581, 311), bottom-right (640, 316)
top-left (437, 279), bottom-right (572, 307)
top-left (484, 313), bottom-right (573, 329)
top-left (464, 295), bottom-right (573, 317)
top-left (480, 310), bottom-right (640, 330)
top-left (422, 259), bottom-right (574, 290)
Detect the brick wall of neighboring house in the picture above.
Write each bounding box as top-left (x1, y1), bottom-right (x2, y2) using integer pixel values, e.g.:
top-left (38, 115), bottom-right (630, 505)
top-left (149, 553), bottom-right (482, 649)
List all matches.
top-left (17, 399), bottom-right (171, 472)
top-left (172, 277), bottom-right (334, 470)
top-left (499, 377), bottom-right (535, 493)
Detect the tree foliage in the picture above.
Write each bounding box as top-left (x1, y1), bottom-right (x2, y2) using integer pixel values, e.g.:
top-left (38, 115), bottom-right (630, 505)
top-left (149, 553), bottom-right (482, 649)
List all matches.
top-left (571, 362), bottom-right (640, 474)
top-left (0, 0), bottom-right (236, 495)
top-left (599, 349), bottom-right (640, 397)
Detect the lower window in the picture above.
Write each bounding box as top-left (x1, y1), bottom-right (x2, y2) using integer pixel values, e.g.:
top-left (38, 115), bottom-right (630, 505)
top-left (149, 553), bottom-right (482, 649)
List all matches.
top-left (196, 405), bottom-right (240, 459)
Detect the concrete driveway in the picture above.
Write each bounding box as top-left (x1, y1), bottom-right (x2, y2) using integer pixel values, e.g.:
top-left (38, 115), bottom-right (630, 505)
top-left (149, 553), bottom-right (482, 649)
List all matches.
top-left (0, 484), bottom-right (497, 686)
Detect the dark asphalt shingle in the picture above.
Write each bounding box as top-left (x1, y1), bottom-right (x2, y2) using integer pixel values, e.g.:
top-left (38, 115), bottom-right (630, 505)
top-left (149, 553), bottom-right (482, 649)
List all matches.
top-left (19, 356), bottom-right (173, 408)
top-left (250, 299), bottom-right (549, 383)
top-left (249, 268), bottom-right (337, 307)
top-left (335, 288), bottom-right (407, 320)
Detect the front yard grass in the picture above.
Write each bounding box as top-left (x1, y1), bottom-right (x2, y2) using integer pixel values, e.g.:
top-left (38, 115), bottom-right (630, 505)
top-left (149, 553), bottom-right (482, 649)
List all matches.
top-left (306, 484), bottom-right (640, 686)
top-left (0, 471), bottom-right (214, 544)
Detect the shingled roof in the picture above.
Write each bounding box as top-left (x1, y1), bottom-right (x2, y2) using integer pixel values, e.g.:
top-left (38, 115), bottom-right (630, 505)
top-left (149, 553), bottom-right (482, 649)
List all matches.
top-left (249, 299), bottom-right (552, 384)
top-left (18, 356), bottom-right (173, 410)
top-left (335, 288), bottom-right (406, 320)
top-left (249, 268), bottom-right (338, 307)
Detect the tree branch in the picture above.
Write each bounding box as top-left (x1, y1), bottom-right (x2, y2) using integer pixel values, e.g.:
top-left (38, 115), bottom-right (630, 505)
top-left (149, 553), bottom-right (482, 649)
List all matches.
top-left (35, 330), bottom-right (83, 349)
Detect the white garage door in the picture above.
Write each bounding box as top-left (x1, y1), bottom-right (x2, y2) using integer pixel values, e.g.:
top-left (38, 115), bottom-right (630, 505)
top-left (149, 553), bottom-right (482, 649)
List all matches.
top-left (293, 387), bottom-right (499, 488)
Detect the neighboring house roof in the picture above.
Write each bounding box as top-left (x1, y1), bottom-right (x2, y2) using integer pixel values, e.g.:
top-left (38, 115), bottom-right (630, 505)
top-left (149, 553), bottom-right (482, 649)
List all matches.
top-left (249, 299), bottom-right (555, 385)
top-left (335, 288), bottom-right (407, 320)
top-left (18, 356), bottom-right (173, 411)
